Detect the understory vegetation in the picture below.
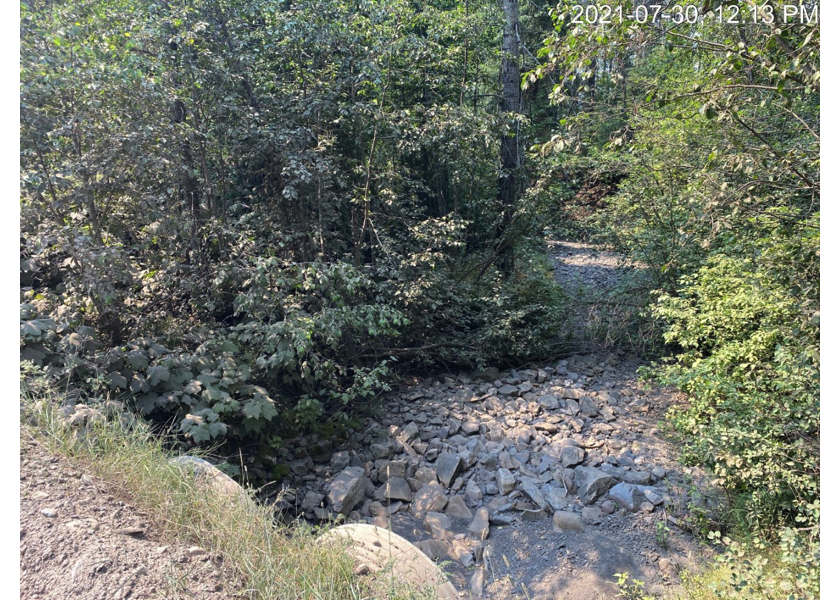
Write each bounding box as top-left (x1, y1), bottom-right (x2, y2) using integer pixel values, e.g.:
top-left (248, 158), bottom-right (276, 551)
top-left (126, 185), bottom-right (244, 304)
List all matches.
top-left (21, 0), bottom-right (818, 597)
top-left (21, 0), bottom-right (569, 444)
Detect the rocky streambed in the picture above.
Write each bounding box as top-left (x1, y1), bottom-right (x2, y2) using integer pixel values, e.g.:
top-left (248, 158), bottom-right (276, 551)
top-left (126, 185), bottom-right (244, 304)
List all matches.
top-left (271, 352), bottom-right (720, 598)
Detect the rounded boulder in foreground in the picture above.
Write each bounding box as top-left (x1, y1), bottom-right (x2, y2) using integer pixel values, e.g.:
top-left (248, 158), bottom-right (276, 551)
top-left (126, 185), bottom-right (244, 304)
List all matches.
top-left (169, 455), bottom-right (252, 505)
top-left (319, 523), bottom-right (458, 600)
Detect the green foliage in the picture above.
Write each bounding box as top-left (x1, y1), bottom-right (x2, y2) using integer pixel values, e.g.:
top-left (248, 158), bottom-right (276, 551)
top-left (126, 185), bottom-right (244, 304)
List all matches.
top-left (471, 252), bottom-right (569, 364)
top-left (231, 260), bottom-right (404, 425)
top-left (534, 0), bottom-right (819, 538)
top-left (706, 529), bottom-right (819, 600)
top-left (531, 4), bottom-right (820, 594)
top-left (21, 301), bottom-right (279, 442)
top-left (614, 572), bottom-right (654, 600)
top-left (20, 0), bottom-right (568, 448)
top-left (655, 520), bottom-right (671, 550)
top-left (649, 219), bottom-right (819, 532)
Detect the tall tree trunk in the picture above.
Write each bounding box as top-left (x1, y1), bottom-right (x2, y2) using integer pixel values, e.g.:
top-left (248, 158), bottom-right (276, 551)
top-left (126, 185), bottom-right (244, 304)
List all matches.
top-left (171, 98), bottom-right (201, 240)
top-left (162, 5), bottom-right (202, 262)
top-left (497, 0), bottom-right (521, 276)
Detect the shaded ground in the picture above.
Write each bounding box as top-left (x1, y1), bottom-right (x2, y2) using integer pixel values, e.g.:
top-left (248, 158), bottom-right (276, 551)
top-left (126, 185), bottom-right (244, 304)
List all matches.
top-left (548, 240), bottom-right (634, 299)
top-left (19, 430), bottom-right (237, 600)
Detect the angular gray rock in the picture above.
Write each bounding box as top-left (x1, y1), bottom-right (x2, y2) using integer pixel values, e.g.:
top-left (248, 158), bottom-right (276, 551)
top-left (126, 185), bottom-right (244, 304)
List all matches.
top-left (608, 482), bottom-right (645, 512)
top-left (416, 539), bottom-right (449, 561)
top-left (414, 466), bottom-right (438, 486)
top-left (328, 467), bottom-right (370, 515)
top-left (520, 479), bottom-right (548, 510)
top-left (435, 452), bottom-right (462, 488)
top-left (560, 445), bottom-right (585, 468)
top-left (424, 511), bottom-right (452, 538)
top-left (368, 501), bottom-right (387, 518)
top-left (490, 513), bottom-right (514, 526)
top-left (484, 396), bottom-right (505, 412)
top-left (521, 508), bottom-right (548, 521)
top-left (581, 506), bottom-right (602, 522)
top-left (465, 479), bottom-right (484, 506)
top-left (544, 486), bottom-right (569, 512)
top-left (574, 466), bottom-right (614, 505)
top-left (461, 420), bottom-right (481, 435)
top-left (470, 567), bottom-right (486, 596)
top-left (579, 396), bottom-right (599, 417)
top-left (380, 460), bottom-right (407, 480)
top-left (620, 470), bottom-right (652, 486)
top-left (376, 477), bottom-right (413, 503)
top-left (496, 468), bottom-right (516, 495)
top-left (479, 453), bottom-right (498, 471)
top-left (444, 495), bottom-right (473, 520)
top-left (487, 497), bottom-right (512, 513)
top-left (451, 541), bottom-right (474, 567)
top-left (469, 507), bottom-right (490, 540)
top-left (559, 467), bottom-right (577, 494)
top-left (398, 422), bottom-right (419, 443)
top-left (560, 387), bottom-right (586, 400)
top-left (498, 384), bottom-right (518, 397)
top-left (642, 487), bottom-right (664, 506)
top-left (499, 452), bottom-right (515, 470)
top-left (330, 451), bottom-right (351, 472)
top-left (412, 482), bottom-right (449, 516)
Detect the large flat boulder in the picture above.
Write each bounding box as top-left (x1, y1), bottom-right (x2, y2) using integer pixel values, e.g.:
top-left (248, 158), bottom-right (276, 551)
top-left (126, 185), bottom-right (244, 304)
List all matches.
top-left (319, 524), bottom-right (458, 599)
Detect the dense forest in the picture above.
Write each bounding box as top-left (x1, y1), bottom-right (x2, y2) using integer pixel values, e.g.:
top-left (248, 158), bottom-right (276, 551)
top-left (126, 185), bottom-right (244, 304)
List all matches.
top-left (21, 0), bottom-right (818, 596)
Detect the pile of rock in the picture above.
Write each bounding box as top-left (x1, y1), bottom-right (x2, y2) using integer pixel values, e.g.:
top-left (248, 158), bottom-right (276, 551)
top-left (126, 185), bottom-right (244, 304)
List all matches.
top-left (281, 355), bottom-right (675, 567)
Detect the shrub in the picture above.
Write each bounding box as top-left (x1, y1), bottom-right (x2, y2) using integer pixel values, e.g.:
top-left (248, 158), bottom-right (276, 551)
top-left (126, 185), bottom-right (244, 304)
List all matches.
top-left (21, 243), bottom-right (569, 446)
top-left (704, 529), bottom-right (819, 600)
top-left (647, 218), bottom-right (819, 533)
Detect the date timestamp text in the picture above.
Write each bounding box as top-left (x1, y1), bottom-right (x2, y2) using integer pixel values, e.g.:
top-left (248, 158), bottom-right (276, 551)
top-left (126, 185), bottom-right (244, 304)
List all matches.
top-left (569, 3), bottom-right (819, 26)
